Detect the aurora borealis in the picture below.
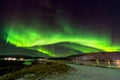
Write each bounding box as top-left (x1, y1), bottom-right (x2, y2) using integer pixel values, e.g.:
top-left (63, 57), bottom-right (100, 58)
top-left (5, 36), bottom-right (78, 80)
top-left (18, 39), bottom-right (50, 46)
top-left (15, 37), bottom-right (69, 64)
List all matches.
top-left (1, 0), bottom-right (120, 57)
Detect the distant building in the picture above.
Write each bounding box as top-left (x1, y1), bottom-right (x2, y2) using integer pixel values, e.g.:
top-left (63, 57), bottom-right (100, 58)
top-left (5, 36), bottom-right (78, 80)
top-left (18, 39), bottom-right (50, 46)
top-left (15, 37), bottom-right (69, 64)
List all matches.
top-left (4, 57), bottom-right (16, 61)
top-left (19, 58), bottom-right (24, 61)
top-left (69, 52), bottom-right (120, 68)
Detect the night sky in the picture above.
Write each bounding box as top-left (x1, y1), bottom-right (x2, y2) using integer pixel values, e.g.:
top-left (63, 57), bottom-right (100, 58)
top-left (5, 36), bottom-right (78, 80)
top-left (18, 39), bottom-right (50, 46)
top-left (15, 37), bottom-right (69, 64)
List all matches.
top-left (1, 0), bottom-right (120, 57)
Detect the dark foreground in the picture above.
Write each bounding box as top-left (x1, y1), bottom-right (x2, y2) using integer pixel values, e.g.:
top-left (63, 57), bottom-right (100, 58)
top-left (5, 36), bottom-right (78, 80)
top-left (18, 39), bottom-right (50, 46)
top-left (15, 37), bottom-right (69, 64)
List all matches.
top-left (0, 60), bottom-right (120, 80)
top-left (0, 60), bottom-right (73, 80)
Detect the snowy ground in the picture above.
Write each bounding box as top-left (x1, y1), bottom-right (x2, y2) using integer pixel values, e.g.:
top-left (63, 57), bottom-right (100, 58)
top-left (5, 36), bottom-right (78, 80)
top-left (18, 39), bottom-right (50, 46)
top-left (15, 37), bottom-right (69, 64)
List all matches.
top-left (66, 64), bottom-right (120, 80)
top-left (17, 64), bottom-right (120, 80)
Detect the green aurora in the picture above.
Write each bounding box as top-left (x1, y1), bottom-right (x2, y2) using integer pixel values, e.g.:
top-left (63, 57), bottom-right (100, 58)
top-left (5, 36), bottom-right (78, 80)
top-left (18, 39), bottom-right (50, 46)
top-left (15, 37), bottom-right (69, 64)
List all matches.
top-left (4, 20), bottom-right (120, 57)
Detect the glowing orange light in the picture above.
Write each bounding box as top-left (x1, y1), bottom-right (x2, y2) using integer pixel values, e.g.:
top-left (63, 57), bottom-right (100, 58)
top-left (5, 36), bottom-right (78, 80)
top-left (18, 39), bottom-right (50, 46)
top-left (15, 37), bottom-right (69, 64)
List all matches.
top-left (114, 60), bottom-right (120, 68)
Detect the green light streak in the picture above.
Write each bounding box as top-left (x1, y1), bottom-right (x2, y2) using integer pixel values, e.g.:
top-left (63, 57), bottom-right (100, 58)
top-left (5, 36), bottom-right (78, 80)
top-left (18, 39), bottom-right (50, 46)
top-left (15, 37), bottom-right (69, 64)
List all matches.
top-left (34, 47), bottom-right (56, 57)
top-left (4, 20), bottom-right (120, 57)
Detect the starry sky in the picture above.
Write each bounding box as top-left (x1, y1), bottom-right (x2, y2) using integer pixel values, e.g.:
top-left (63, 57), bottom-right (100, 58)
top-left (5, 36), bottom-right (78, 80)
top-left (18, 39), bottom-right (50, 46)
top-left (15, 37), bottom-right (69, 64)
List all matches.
top-left (1, 0), bottom-right (120, 57)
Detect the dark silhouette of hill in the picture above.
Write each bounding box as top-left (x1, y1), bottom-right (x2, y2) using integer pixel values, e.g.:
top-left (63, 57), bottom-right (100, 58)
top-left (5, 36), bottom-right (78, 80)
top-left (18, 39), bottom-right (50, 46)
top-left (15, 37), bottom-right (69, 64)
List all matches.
top-left (66, 52), bottom-right (120, 60)
top-left (0, 41), bottom-right (104, 58)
